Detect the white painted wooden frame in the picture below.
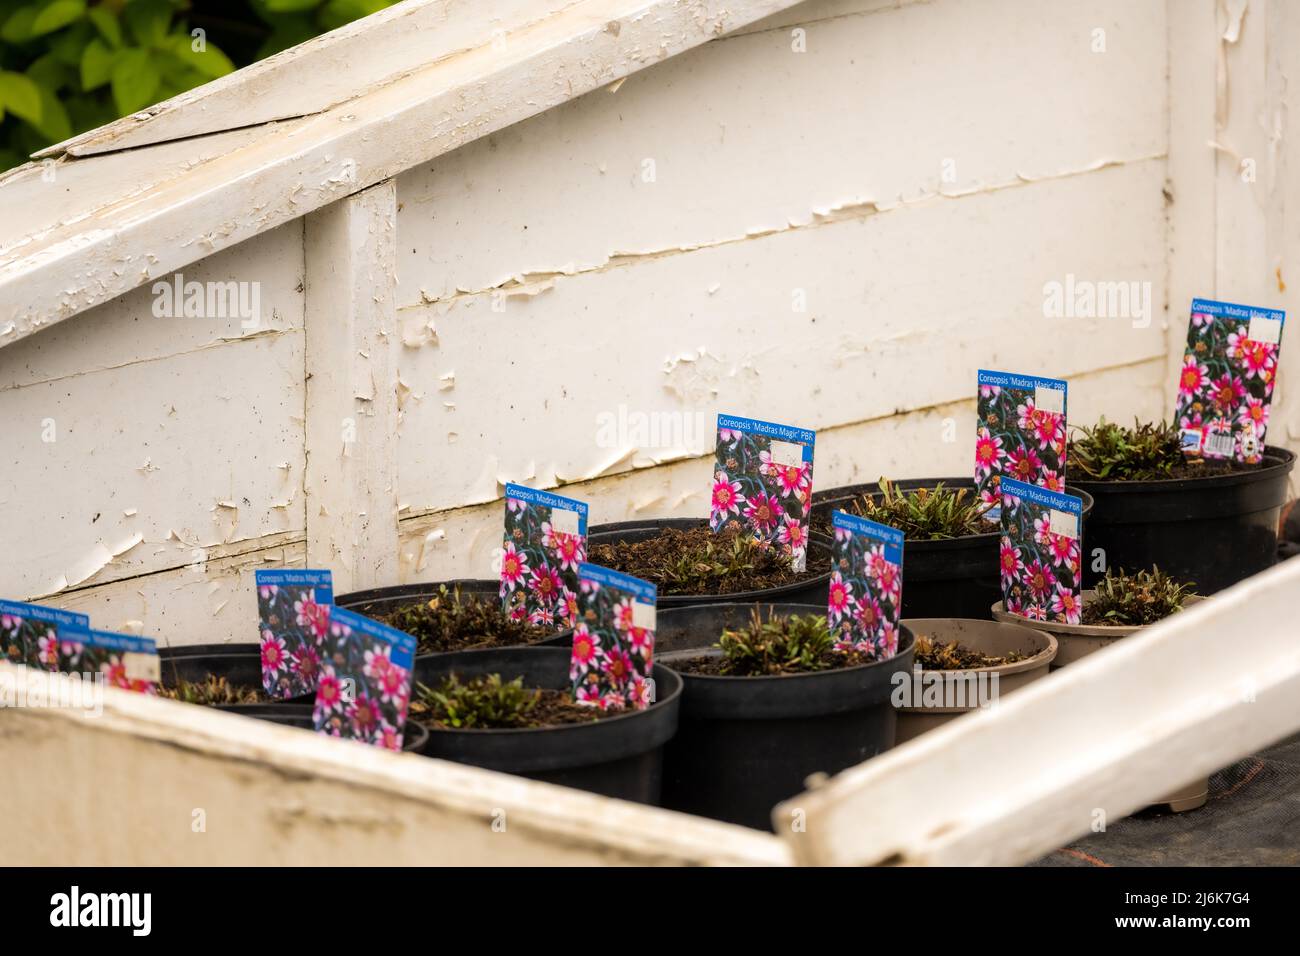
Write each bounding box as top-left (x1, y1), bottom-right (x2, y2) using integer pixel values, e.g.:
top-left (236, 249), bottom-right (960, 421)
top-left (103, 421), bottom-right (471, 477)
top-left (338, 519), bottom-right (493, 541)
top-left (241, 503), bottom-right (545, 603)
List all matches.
top-left (774, 558), bottom-right (1300, 867)
top-left (0, 661), bottom-right (788, 866)
top-left (0, 0), bottom-right (801, 347)
top-left (304, 181), bottom-right (400, 593)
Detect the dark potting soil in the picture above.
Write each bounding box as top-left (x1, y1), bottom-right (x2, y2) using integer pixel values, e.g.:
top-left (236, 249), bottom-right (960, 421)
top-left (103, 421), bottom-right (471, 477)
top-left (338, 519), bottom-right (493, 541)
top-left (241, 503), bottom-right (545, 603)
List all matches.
top-left (671, 647), bottom-right (874, 677)
top-left (377, 591), bottom-right (555, 654)
top-left (587, 524), bottom-right (829, 596)
top-left (1076, 455), bottom-right (1260, 483)
top-left (913, 634), bottom-right (1024, 670)
top-left (412, 688), bottom-right (616, 731)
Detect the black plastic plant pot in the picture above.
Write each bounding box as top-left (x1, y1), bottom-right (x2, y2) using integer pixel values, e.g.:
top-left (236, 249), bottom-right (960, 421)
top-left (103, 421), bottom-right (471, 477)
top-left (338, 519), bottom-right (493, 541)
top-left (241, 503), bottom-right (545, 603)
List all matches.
top-left (159, 645), bottom-right (313, 706)
top-left (412, 647), bottom-right (682, 805)
top-left (334, 579), bottom-right (572, 652)
top-left (1070, 446), bottom-right (1296, 595)
top-left (654, 602), bottom-right (915, 831)
top-left (247, 705), bottom-right (429, 752)
top-left (586, 517), bottom-right (833, 608)
top-left (810, 477), bottom-right (1095, 620)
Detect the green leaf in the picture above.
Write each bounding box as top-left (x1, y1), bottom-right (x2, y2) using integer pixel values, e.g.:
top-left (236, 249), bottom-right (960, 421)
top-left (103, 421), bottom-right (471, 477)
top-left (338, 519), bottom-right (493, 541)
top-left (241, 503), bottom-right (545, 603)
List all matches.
top-left (111, 47), bottom-right (161, 114)
top-left (32, 86), bottom-right (71, 142)
top-left (49, 19), bottom-right (93, 66)
top-left (262, 0), bottom-right (321, 13)
top-left (87, 6), bottom-right (122, 47)
top-left (123, 0), bottom-right (173, 46)
top-left (30, 0), bottom-right (87, 37)
top-left (255, 16), bottom-right (317, 59)
top-left (167, 34), bottom-right (235, 79)
top-left (26, 52), bottom-right (72, 92)
top-left (0, 71), bottom-right (44, 124)
top-left (80, 38), bottom-right (117, 90)
top-left (320, 0), bottom-right (389, 32)
top-left (1, 6), bottom-right (37, 43)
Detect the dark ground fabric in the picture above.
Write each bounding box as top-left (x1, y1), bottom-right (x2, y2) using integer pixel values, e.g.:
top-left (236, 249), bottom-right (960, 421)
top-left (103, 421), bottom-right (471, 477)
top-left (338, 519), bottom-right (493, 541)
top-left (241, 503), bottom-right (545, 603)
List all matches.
top-left (1035, 733), bottom-right (1300, 866)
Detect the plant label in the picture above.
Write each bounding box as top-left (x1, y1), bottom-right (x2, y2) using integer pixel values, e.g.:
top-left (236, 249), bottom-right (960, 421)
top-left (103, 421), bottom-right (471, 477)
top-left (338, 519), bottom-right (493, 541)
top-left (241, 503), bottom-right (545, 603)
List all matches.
top-left (828, 511), bottom-right (904, 660)
top-left (314, 605), bottom-right (416, 751)
top-left (254, 568), bottom-right (334, 700)
top-left (571, 563), bottom-right (656, 711)
top-left (0, 599), bottom-right (90, 671)
top-left (976, 370), bottom-right (1069, 520)
top-left (712, 414), bottom-right (817, 572)
top-left (76, 631), bottom-right (161, 694)
top-left (1175, 298), bottom-right (1285, 464)
top-left (999, 477), bottom-right (1083, 624)
top-left (501, 483), bottom-right (589, 631)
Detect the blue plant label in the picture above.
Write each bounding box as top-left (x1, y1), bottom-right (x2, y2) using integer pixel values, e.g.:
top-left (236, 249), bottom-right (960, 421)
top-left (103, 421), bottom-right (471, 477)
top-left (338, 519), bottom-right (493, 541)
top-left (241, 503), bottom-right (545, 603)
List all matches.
top-left (255, 568), bottom-right (334, 699)
top-left (976, 370), bottom-right (1069, 522)
top-left (828, 512), bottom-right (904, 659)
top-left (1175, 299), bottom-right (1285, 464)
top-left (501, 483), bottom-right (589, 630)
top-left (313, 604), bottom-right (416, 751)
top-left (76, 630), bottom-right (161, 692)
top-left (712, 413), bottom-right (817, 572)
top-left (0, 600), bottom-right (90, 671)
top-left (998, 477), bottom-right (1083, 625)
top-left (571, 563), bottom-right (656, 711)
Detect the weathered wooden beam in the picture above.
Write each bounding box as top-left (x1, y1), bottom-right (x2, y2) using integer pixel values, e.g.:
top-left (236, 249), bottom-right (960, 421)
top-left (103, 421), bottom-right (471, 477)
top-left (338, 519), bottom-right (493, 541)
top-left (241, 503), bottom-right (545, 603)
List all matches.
top-left (0, 662), bottom-right (790, 866)
top-left (303, 181), bottom-right (400, 593)
top-left (775, 558), bottom-right (1300, 866)
top-left (0, 0), bottom-right (800, 348)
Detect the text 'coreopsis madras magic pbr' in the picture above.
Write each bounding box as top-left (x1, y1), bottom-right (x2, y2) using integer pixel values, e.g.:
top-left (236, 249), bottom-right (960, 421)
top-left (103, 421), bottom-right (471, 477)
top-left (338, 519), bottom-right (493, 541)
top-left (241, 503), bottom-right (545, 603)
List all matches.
top-left (1175, 299), bottom-right (1285, 464)
top-left (313, 605), bottom-right (416, 751)
top-left (975, 370), bottom-right (1068, 520)
top-left (0, 600), bottom-right (159, 693)
top-left (711, 414), bottom-right (816, 572)
top-left (569, 563), bottom-right (656, 711)
top-left (0, 599), bottom-right (89, 672)
top-left (828, 511), bottom-right (904, 660)
top-left (500, 483), bottom-right (589, 631)
top-left (71, 630), bottom-right (159, 693)
top-left (999, 477), bottom-right (1083, 624)
top-left (255, 568), bottom-right (334, 699)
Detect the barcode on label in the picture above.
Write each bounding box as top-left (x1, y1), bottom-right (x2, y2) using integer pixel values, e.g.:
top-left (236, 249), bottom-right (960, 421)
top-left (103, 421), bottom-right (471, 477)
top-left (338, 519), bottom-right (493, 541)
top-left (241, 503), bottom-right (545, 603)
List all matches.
top-left (769, 440), bottom-right (805, 467)
top-left (123, 652), bottom-right (161, 683)
top-left (1247, 316), bottom-right (1282, 345)
top-left (631, 601), bottom-right (656, 630)
top-left (1035, 385), bottom-right (1065, 415)
top-left (1204, 429), bottom-right (1236, 458)
top-left (1049, 508), bottom-right (1077, 540)
top-left (551, 508), bottom-right (580, 535)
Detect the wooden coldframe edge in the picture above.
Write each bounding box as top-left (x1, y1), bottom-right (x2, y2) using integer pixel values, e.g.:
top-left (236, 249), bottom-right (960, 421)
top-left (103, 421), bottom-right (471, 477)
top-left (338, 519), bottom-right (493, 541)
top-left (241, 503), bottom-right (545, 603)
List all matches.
top-left (0, 661), bottom-right (789, 866)
top-left (774, 558), bottom-right (1300, 866)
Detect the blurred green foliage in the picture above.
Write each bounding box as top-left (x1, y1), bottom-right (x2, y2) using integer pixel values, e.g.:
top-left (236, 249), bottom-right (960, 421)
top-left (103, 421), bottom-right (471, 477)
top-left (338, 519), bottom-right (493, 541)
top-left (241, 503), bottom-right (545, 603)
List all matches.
top-left (0, 0), bottom-right (398, 171)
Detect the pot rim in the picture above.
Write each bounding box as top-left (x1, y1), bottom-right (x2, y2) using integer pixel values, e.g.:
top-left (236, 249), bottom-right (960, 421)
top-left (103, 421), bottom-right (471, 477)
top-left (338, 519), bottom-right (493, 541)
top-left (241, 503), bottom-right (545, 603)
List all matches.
top-left (657, 625), bottom-right (916, 684)
top-left (990, 592), bottom-right (1205, 637)
top-left (811, 477), bottom-right (1095, 549)
top-left (416, 651), bottom-right (683, 738)
top-left (586, 517), bottom-right (833, 602)
top-left (900, 617), bottom-right (1058, 676)
top-left (1066, 445), bottom-right (1296, 494)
